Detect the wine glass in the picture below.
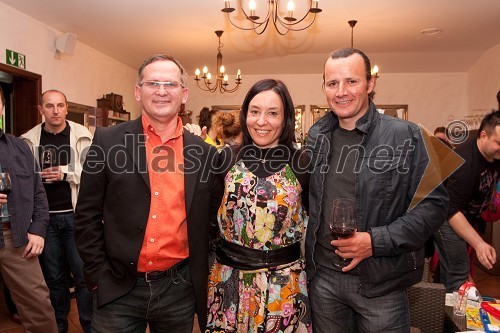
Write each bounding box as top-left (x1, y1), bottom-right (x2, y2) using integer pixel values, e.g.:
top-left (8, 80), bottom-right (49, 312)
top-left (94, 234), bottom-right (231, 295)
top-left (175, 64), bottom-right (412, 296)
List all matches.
top-left (41, 147), bottom-right (56, 170)
top-left (0, 172), bottom-right (12, 218)
top-left (329, 198), bottom-right (357, 268)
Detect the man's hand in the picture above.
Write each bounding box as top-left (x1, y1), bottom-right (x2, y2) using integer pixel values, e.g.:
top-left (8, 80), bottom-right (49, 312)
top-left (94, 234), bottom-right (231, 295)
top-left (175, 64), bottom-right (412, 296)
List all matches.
top-left (22, 233), bottom-right (45, 259)
top-left (0, 193), bottom-right (7, 204)
top-left (475, 241), bottom-right (497, 269)
top-left (331, 231), bottom-right (373, 272)
top-left (184, 123), bottom-right (207, 140)
top-left (41, 166), bottom-right (63, 183)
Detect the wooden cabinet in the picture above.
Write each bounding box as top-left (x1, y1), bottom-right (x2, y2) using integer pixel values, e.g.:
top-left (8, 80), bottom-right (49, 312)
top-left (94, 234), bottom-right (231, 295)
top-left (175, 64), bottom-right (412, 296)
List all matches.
top-left (88, 108), bottom-right (130, 130)
top-left (88, 93), bottom-right (130, 131)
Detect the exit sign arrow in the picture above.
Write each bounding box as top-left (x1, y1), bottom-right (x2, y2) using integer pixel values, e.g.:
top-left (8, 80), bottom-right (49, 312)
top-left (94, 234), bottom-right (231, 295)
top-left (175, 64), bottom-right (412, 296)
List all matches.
top-left (6, 49), bottom-right (26, 69)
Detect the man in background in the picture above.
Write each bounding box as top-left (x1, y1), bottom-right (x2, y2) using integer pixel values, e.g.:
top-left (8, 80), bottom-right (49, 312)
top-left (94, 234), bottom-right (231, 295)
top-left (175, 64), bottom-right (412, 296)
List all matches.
top-left (434, 126), bottom-right (453, 148)
top-left (0, 86), bottom-right (57, 332)
top-left (21, 89), bottom-right (93, 333)
top-left (434, 110), bottom-right (499, 292)
top-left (305, 48), bottom-right (448, 332)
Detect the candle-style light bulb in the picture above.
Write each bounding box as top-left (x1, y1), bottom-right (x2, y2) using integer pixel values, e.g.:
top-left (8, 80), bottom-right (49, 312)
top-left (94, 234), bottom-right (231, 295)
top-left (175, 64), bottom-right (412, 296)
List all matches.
top-left (237, 69), bottom-right (241, 78)
top-left (249, 0), bottom-right (256, 10)
top-left (195, 68), bottom-right (200, 78)
top-left (220, 65), bottom-right (225, 74)
top-left (287, 0), bottom-right (295, 11)
top-left (203, 66), bottom-right (208, 74)
top-left (224, 74), bottom-right (229, 82)
top-left (206, 73), bottom-right (212, 81)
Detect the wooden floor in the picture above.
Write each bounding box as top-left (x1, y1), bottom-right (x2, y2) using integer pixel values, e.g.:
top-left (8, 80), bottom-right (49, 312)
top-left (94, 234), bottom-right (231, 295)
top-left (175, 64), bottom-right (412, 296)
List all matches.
top-left (0, 265), bottom-right (498, 332)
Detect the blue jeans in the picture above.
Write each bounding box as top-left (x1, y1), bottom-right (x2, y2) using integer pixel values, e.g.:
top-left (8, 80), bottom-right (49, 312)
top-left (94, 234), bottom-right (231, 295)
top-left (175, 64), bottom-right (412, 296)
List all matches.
top-left (433, 219), bottom-right (469, 292)
top-left (92, 262), bottom-right (195, 333)
top-left (309, 265), bottom-right (410, 333)
top-left (39, 212), bottom-right (93, 333)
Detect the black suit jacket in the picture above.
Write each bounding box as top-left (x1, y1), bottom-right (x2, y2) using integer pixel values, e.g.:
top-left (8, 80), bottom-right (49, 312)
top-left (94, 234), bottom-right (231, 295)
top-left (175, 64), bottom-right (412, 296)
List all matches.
top-left (74, 117), bottom-right (220, 328)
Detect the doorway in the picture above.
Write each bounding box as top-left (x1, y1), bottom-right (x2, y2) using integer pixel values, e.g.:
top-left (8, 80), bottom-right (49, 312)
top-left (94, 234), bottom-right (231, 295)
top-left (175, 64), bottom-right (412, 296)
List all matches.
top-left (0, 63), bottom-right (42, 137)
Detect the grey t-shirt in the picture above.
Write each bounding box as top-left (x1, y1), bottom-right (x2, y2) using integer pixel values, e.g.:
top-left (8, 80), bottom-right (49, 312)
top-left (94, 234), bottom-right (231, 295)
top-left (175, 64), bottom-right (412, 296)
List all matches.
top-left (315, 127), bottom-right (363, 272)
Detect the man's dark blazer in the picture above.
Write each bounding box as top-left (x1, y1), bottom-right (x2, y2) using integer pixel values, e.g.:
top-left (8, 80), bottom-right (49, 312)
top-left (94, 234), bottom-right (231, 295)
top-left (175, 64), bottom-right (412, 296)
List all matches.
top-left (74, 117), bottom-right (220, 328)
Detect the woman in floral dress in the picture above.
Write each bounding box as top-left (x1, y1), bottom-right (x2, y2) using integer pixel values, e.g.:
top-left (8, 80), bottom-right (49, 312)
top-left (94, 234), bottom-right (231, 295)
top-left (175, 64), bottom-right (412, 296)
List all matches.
top-left (206, 79), bottom-right (312, 333)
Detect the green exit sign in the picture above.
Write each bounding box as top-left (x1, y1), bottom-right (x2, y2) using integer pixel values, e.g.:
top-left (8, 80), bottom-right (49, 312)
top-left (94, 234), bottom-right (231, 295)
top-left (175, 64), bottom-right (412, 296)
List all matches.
top-left (6, 49), bottom-right (26, 69)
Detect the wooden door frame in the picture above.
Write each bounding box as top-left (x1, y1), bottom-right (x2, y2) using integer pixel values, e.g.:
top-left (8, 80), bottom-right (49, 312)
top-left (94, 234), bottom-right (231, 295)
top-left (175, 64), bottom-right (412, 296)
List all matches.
top-left (0, 63), bottom-right (42, 135)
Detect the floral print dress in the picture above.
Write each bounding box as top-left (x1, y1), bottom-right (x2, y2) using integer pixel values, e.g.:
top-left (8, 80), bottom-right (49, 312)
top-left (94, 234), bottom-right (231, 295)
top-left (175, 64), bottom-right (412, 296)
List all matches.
top-left (206, 160), bottom-right (312, 333)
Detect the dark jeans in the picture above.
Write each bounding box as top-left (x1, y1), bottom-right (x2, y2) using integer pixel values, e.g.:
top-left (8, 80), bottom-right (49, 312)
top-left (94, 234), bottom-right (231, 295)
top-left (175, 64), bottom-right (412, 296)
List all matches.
top-left (433, 219), bottom-right (469, 292)
top-left (92, 262), bottom-right (195, 333)
top-left (310, 265), bottom-right (410, 333)
top-left (39, 212), bottom-right (92, 333)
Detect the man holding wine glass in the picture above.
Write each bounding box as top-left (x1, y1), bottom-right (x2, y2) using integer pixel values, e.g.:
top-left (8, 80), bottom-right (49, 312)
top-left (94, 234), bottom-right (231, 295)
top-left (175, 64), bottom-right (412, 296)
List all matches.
top-left (21, 89), bottom-right (93, 333)
top-left (0, 86), bottom-right (58, 331)
top-left (305, 49), bottom-right (449, 333)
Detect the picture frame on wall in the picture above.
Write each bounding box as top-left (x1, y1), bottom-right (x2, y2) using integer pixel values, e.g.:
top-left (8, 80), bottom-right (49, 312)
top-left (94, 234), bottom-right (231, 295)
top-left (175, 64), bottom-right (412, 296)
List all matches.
top-left (67, 101), bottom-right (92, 128)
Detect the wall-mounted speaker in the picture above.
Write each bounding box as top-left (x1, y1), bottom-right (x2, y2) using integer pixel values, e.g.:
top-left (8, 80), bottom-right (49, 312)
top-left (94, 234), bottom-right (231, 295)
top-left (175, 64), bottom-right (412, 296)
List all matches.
top-left (55, 33), bottom-right (78, 55)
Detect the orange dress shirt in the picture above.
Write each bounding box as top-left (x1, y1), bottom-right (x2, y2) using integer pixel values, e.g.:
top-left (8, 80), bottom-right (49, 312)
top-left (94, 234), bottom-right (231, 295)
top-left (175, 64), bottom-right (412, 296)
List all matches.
top-left (137, 116), bottom-right (188, 273)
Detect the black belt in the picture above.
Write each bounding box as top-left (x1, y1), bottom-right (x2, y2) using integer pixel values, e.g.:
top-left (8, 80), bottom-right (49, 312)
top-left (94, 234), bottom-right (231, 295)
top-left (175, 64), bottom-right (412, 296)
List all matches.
top-left (137, 258), bottom-right (189, 282)
top-left (215, 239), bottom-right (301, 271)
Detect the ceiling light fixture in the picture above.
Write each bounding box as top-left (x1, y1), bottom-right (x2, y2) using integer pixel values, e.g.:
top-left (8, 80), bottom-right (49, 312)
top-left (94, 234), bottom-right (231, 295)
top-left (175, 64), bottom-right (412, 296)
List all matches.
top-left (420, 28), bottom-right (442, 36)
top-left (221, 0), bottom-right (322, 35)
top-left (194, 30), bottom-right (242, 94)
top-left (348, 20), bottom-right (379, 78)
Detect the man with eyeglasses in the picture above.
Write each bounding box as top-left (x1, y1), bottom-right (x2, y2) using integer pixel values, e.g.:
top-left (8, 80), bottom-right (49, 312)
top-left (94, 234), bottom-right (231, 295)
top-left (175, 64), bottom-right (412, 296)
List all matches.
top-left (74, 54), bottom-right (221, 332)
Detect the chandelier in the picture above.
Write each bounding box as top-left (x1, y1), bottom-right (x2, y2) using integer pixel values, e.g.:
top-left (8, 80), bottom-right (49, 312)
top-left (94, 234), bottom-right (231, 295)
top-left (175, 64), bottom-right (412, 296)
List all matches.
top-left (221, 0), bottom-right (322, 35)
top-left (348, 20), bottom-right (379, 78)
top-left (194, 30), bottom-right (242, 94)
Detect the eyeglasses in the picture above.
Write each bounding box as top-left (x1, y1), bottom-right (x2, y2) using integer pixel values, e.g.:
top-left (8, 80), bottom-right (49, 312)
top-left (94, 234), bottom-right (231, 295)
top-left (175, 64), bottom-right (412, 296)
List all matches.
top-left (138, 81), bottom-right (184, 91)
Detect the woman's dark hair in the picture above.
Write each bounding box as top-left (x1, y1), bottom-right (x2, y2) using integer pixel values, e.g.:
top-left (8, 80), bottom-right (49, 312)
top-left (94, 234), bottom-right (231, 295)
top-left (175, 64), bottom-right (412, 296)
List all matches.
top-left (198, 107), bottom-right (215, 130)
top-left (240, 79), bottom-right (296, 149)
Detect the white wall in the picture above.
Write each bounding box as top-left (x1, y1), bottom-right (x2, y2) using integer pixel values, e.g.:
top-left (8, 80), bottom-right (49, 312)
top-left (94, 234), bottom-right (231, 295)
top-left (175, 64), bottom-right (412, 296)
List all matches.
top-left (0, 2), bottom-right (140, 118)
top-left (467, 43), bottom-right (500, 113)
top-left (186, 72), bottom-right (468, 133)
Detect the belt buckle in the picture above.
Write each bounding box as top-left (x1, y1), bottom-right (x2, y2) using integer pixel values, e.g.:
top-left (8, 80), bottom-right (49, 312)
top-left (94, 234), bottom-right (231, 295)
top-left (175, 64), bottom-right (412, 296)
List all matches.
top-left (144, 271), bottom-right (152, 283)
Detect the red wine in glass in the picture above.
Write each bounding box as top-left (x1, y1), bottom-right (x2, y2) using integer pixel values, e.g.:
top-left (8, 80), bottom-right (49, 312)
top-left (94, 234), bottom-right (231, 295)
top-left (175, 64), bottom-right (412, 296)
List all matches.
top-left (0, 172), bottom-right (12, 218)
top-left (329, 198), bottom-right (357, 268)
top-left (330, 226), bottom-right (357, 239)
top-left (42, 148), bottom-right (56, 170)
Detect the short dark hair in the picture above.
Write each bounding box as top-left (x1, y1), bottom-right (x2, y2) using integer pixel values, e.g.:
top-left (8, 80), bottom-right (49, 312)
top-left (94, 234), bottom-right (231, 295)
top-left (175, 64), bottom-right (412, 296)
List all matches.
top-left (0, 86), bottom-right (4, 107)
top-left (240, 79), bottom-right (296, 149)
top-left (478, 110), bottom-right (500, 137)
top-left (137, 54), bottom-right (187, 87)
top-left (434, 126), bottom-right (446, 135)
top-left (40, 89), bottom-right (68, 106)
top-left (324, 48), bottom-right (375, 100)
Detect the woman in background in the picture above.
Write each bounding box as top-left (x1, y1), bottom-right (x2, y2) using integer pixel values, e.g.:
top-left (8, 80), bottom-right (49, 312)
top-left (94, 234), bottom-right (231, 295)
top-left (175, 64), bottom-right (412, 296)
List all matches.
top-left (199, 107), bottom-right (222, 147)
top-left (213, 111), bottom-right (243, 147)
top-left (206, 79), bottom-right (312, 333)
